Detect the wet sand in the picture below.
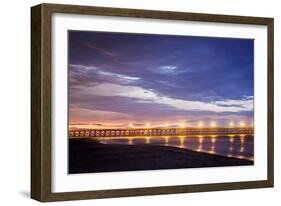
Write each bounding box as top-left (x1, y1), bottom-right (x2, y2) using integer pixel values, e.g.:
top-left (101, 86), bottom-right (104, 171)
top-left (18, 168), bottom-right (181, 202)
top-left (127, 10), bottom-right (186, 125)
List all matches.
top-left (69, 138), bottom-right (253, 174)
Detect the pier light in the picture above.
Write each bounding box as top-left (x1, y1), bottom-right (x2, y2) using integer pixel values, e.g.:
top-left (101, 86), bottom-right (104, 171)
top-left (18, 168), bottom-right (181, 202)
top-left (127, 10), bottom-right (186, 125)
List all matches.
top-left (164, 136), bottom-right (169, 144)
top-left (179, 136), bottom-right (185, 148)
top-left (128, 137), bottom-right (133, 145)
top-left (237, 155), bottom-right (246, 159)
top-left (239, 121), bottom-right (245, 127)
top-left (209, 145), bottom-right (215, 154)
top-left (240, 135), bottom-right (245, 144)
top-left (210, 121), bottom-right (217, 128)
top-left (145, 136), bottom-right (151, 144)
top-left (179, 122), bottom-right (185, 128)
top-left (240, 147), bottom-right (245, 153)
top-left (197, 145), bottom-right (202, 152)
top-left (229, 121), bottom-right (234, 127)
top-left (198, 121), bottom-right (204, 127)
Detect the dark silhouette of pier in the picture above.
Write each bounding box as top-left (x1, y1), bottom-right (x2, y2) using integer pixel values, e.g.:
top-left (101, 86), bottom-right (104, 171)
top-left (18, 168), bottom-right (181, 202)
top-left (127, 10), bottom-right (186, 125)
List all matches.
top-left (69, 127), bottom-right (254, 138)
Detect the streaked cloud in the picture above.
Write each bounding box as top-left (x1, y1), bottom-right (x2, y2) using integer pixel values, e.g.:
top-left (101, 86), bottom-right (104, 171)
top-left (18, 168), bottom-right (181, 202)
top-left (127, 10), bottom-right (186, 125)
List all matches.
top-left (81, 82), bottom-right (253, 113)
top-left (212, 97), bottom-right (253, 111)
top-left (69, 64), bottom-right (141, 84)
top-left (69, 107), bottom-right (132, 122)
top-left (97, 71), bottom-right (140, 82)
top-left (158, 65), bottom-right (178, 74)
top-left (86, 44), bottom-right (117, 57)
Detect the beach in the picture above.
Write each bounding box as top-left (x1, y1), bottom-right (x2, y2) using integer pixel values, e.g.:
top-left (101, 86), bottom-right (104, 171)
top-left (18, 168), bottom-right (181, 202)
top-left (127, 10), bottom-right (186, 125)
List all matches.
top-left (69, 138), bottom-right (253, 174)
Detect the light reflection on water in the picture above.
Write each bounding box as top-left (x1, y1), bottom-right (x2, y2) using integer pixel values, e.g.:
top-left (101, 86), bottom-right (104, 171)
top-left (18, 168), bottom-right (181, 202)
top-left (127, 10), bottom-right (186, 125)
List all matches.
top-left (98, 135), bottom-right (254, 161)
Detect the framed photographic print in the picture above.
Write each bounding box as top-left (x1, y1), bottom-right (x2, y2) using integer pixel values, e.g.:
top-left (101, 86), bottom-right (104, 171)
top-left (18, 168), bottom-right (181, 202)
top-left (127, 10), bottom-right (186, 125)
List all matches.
top-left (31, 3), bottom-right (274, 202)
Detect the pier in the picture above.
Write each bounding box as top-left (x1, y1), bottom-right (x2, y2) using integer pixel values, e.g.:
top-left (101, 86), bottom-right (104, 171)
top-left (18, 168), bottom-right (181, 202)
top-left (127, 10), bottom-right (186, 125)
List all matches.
top-left (69, 127), bottom-right (254, 138)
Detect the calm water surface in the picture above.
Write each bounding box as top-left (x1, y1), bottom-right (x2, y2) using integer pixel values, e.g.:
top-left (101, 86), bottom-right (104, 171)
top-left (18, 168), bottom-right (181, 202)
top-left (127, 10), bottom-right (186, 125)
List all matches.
top-left (98, 135), bottom-right (254, 160)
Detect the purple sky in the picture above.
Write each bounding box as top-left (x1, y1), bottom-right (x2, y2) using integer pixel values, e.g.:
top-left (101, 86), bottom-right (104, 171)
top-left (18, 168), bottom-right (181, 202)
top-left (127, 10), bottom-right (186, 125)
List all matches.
top-left (68, 30), bottom-right (254, 129)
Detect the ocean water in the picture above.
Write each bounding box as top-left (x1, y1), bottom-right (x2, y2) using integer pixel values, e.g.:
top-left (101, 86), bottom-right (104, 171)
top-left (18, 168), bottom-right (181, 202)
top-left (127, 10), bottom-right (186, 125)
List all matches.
top-left (98, 135), bottom-right (254, 160)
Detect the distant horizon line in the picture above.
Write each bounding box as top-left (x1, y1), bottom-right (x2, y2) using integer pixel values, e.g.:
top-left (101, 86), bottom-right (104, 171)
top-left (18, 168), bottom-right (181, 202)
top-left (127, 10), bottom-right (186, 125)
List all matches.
top-left (69, 126), bottom-right (254, 130)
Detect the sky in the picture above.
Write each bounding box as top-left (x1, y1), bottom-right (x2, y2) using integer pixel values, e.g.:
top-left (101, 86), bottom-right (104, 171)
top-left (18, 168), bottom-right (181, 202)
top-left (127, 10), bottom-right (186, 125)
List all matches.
top-left (68, 30), bottom-right (254, 129)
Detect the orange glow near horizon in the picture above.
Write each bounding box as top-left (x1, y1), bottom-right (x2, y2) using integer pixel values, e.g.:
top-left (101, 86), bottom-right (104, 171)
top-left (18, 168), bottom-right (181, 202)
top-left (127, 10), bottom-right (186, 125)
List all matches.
top-left (179, 122), bottom-right (185, 128)
top-left (210, 121), bottom-right (217, 128)
top-left (69, 120), bottom-right (254, 130)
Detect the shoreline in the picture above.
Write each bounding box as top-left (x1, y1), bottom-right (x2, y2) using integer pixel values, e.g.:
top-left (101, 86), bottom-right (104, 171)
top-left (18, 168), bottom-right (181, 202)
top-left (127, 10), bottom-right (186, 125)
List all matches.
top-left (69, 138), bottom-right (254, 174)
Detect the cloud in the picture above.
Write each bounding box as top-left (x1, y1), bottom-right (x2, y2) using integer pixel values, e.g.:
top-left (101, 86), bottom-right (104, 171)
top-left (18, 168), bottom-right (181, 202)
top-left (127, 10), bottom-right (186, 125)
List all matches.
top-left (158, 65), bottom-right (178, 73)
top-left (86, 44), bottom-right (117, 57)
top-left (69, 107), bottom-right (132, 121)
top-left (69, 64), bottom-right (141, 84)
top-left (81, 83), bottom-right (157, 100)
top-left (69, 64), bottom-right (98, 71)
top-left (80, 82), bottom-right (253, 113)
top-left (97, 71), bottom-right (141, 83)
top-left (211, 98), bottom-right (253, 110)
top-left (157, 97), bottom-right (253, 113)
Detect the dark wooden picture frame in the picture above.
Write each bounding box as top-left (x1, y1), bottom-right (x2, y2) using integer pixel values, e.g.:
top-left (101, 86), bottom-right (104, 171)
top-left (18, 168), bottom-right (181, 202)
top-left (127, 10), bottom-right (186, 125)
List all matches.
top-left (31, 3), bottom-right (274, 202)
